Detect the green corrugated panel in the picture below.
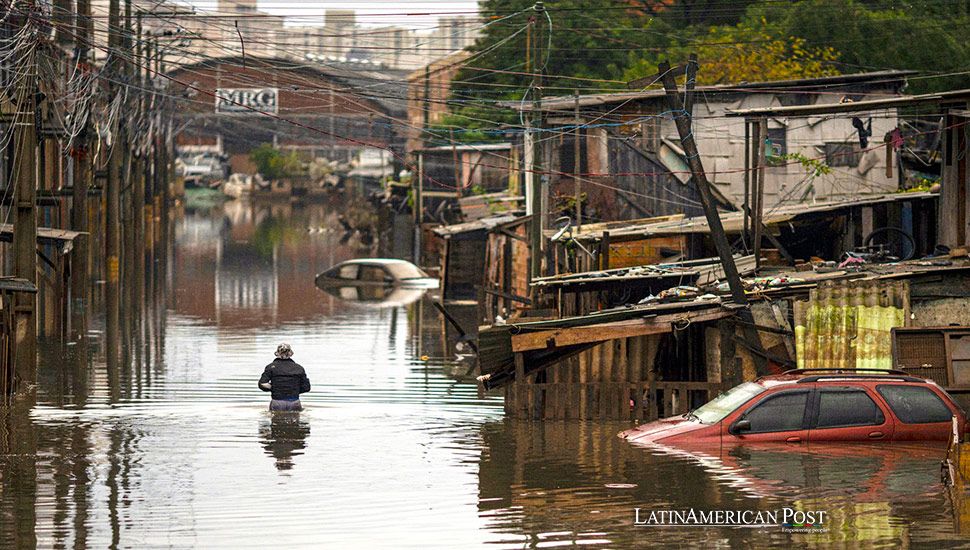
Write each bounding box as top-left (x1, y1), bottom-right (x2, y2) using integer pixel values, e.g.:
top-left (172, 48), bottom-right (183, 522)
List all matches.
top-left (794, 280), bottom-right (908, 371)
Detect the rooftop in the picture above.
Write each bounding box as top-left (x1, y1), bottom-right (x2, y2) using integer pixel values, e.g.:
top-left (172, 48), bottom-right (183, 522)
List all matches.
top-left (512, 70), bottom-right (916, 113)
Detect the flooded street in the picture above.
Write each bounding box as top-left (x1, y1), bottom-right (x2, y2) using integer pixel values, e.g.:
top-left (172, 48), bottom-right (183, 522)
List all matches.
top-left (1, 198), bottom-right (968, 549)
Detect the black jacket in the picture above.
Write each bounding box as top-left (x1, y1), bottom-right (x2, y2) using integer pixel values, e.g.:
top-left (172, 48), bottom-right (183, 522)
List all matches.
top-left (258, 358), bottom-right (311, 400)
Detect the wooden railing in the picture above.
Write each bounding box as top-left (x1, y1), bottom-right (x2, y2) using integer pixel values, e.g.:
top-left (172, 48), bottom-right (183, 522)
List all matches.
top-left (505, 380), bottom-right (723, 421)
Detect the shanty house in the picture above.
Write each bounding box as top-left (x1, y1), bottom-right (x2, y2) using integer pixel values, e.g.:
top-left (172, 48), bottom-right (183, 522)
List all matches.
top-left (515, 70), bottom-right (914, 222)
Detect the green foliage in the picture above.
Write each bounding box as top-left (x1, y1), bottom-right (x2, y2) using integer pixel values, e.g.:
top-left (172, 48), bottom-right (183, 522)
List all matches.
top-left (448, 0), bottom-right (970, 137)
top-left (248, 144), bottom-right (304, 180)
top-left (444, 0), bottom-right (638, 140)
top-left (618, 0), bottom-right (757, 27)
top-left (251, 215), bottom-right (288, 259)
top-left (781, 152), bottom-right (832, 176)
top-left (749, 0), bottom-right (970, 94)
top-left (623, 16), bottom-right (839, 85)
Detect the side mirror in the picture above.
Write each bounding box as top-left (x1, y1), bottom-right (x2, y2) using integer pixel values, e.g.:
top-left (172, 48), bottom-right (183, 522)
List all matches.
top-left (729, 419), bottom-right (752, 435)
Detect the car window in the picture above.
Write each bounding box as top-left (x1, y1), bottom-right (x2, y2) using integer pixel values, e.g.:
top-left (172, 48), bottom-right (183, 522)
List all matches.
top-left (877, 385), bottom-right (953, 424)
top-left (337, 265), bottom-right (358, 280)
top-left (358, 265), bottom-right (390, 282)
top-left (815, 389), bottom-right (885, 429)
top-left (385, 262), bottom-right (429, 279)
top-left (693, 382), bottom-right (765, 424)
top-left (742, 390), bottom-right (809, 433)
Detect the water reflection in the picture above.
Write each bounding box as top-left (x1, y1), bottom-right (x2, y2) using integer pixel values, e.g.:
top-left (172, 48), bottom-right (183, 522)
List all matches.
top-left (2, 197), bottom-right (969, 548)
top-left (317, 284), bottom-right (426, 308)
top-left (259, 413), bottom-right (311, 472)
top-left (476, 421), bottom-right (962, 548)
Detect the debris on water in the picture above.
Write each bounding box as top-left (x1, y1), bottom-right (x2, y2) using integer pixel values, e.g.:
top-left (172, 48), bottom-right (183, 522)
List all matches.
top-left (604, 483), bottom-right (637, 489)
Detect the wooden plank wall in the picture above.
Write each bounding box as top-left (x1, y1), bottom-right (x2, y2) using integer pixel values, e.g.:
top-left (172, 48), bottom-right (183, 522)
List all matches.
top-left (504, 333), bottom-right (723, 420)
top-left (482, 224), bottom-right (531, 325)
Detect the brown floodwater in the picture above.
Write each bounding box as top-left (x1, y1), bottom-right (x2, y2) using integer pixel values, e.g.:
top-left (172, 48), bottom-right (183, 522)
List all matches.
top-left (2, 198), bottom-right (969, 549)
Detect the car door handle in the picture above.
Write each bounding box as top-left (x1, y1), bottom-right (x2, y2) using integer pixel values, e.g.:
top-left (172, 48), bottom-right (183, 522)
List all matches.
top-left (868, 431), bottom-right (884, 439)
top-left (786, 436), bottom-right (801, 443)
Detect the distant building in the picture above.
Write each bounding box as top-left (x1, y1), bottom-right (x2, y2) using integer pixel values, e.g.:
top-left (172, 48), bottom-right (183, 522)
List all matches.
top-left (168, 56), bottom-right (406, 160)
top-left (87, 3), bottom-right (480, 72)
top-left (406, 51), bottom-right (473, 152)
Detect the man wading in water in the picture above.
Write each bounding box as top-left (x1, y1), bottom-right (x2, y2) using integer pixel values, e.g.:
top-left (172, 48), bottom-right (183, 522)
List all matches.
top-left (258, 343), bottom-right (311, 411)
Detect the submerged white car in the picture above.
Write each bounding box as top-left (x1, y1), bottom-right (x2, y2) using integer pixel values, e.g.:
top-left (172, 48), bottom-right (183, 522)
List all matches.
top-left (315, 259), bottom-right (439, 306)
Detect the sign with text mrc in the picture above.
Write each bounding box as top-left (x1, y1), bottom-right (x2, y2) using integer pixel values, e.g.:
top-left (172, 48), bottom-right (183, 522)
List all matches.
top-left (214, 88), bottom-right (279, 114)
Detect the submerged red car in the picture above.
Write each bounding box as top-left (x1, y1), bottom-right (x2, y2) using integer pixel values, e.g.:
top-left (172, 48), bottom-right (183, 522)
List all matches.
top-left (620, 369), bottom-right (969, 445)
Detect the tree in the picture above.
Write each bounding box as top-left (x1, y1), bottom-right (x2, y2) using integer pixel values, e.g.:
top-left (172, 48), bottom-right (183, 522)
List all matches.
top-left (441, 0), bottom-right (647, 141)
top-left (765, 0), bottom-right (970, 94)
top-left (249, 144), bottom-right (303, 180)
top-left (618, 0), bottom-right (757, 27)
top-left (623, 24), bottom-right (840, 85)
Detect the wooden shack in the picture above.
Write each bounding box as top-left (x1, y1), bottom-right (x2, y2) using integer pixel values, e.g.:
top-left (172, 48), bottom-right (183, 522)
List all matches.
top-left (432, 213), bottom-right (521, 303)
top-left (481, 215), bottom-right (531, 325)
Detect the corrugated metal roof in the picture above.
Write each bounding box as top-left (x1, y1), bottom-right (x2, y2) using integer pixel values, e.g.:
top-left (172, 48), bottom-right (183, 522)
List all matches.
top-left (531, 254), bottom-right (757, 288)
top-left (726, 87), bottom-right (970, 118)
top-left (555, 192), bottom-right (937, 242)
top-left (0, 224), bottom-right (85, 246)
top-left (512, 70), bottom-right (916, 112)
top-left (431, 213), bottom-right (520, 237)
top-left (0, 277), bottom-right (37, 293)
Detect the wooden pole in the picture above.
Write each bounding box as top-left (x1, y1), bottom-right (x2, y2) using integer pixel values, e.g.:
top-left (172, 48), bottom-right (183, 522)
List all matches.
top-left (528, 2), bottom-right (545, 283)
top-left (12, 14), bottom-right (37, 390)
top-left (133, 15), bottom-right (146, 368)
top-left (413, 154), bottom-right (422, 265)
top-left (658, 57), bottom-right (746, 305)
top-left (451, 129), bottom-right (462, 197)
top-left (753, 117), bottom-right (767, 270)
top-left (574, 90), bottom-right (582, 232)
top-left (121, 146), bottom-right (134, 366)
top-left (105, 0), bottom-right (122, 377)
top-left (70, 155), bottom-right (90, 341)
top-left (659, 56), bottom-right (770, 377)
top-left (70, 0), bottom-right (92, 342)
top-left (743, 120), bottom-right (750, 248)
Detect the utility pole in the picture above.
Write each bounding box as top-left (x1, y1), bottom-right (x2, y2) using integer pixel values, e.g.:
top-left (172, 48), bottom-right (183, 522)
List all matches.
top-left (528, 1), bottom-right (545, 282)
top-left (413, 154), bottom-right (423, 265)
top-left (53, 0), bottom-right (70, 45)
top-left (134, 14), bottom-right (147, 370)
top-left (752, 117), bottom-right (767, 270)
top-left (573, 90), bottom-right (581, 232)
top-left (105, 0), bottom-right (122, 376)
top-left (658, 55), bottom-right (769, 379)
top-left (71, 0), bottom-right (92, 342)
top-left (11, 4), bottom-right (37, 391)
top-left (658, 56), bottom-right (746, 305)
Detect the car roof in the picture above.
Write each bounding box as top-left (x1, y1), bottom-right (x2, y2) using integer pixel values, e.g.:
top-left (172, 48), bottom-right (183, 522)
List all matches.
top-left (335, 258), bottom-right (416, 266)
top-left (752, 369), bottom-right (934, 389)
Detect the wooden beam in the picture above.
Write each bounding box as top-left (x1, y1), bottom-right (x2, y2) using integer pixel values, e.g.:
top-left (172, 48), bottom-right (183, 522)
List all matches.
top-left (511, 308), bottom-right (731, 352)
top-left (432, 300), bottom-right (478, 354)
top-left (484, 287), bottom-right (532, 305)
top-left (496, 226), bottom-right (528, 243)
top-left (731, 335), bottom-right (796, 368)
